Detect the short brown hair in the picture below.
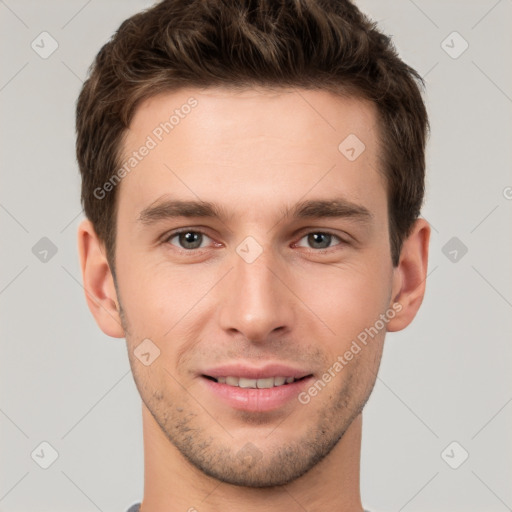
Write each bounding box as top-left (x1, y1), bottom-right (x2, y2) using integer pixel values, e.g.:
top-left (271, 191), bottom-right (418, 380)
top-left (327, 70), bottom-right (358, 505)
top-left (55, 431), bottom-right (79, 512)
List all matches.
top-left (76, 0), bottom-right (428, 270)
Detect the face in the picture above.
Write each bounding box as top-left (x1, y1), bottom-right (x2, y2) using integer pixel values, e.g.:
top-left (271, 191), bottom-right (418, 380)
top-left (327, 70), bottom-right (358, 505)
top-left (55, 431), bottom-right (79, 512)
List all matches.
top-left (113, 87), bottom-right (397, 486)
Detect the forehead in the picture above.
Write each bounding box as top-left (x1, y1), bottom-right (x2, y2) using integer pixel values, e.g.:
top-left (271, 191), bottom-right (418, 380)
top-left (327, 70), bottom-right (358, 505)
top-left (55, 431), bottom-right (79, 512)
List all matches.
top-left (118, 87), bottom-right (386, 220)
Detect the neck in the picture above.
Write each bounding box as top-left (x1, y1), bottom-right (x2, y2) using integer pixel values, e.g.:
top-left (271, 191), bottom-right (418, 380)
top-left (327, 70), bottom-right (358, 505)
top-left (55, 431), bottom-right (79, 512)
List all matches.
top-left (139, 404), bottom-right (364, 512)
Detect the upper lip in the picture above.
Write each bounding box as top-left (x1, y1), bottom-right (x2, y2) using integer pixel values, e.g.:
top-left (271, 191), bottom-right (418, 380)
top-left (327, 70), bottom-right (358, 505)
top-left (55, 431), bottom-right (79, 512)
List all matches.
top-left (201, 363), bottom-right (312, 380)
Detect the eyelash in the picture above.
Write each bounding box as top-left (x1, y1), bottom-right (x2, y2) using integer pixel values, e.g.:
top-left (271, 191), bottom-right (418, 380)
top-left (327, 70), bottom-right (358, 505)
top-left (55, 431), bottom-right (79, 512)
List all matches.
top-left (162, 228), bottom-right (348, 253)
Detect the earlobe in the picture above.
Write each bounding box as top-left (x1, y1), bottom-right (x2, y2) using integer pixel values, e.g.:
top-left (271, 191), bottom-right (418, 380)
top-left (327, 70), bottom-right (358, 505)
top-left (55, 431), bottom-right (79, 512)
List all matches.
top-left (387, 218), bottom-right (430, 332)
top-left (77, 219), bottom-right (125, 338)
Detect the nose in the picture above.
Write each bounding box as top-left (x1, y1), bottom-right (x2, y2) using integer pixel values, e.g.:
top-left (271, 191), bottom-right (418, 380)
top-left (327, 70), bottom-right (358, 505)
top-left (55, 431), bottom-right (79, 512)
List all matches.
top-left (218, 245), bottom-right (295, 343)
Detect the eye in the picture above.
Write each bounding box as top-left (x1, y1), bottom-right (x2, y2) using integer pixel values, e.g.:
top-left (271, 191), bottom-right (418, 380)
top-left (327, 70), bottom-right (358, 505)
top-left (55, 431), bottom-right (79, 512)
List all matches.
top-left (166, 230), bottom-right (212, 250)
top-left (296, 232), bottom-right (343, 250)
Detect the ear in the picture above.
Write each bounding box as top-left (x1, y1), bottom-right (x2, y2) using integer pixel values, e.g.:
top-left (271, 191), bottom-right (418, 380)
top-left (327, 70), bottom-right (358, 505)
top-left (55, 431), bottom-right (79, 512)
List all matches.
top-left (77, 219), bottom-right (125, 338)
top-left (387, 218), bottom-right (430, 332)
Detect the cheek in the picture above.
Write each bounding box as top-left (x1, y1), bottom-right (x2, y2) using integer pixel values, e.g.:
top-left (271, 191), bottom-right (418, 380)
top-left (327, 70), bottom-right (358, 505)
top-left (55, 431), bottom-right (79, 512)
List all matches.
top-left (117, 256), bottom-right (205, 330)
top-left (295, 261), bottom-right (392, 344)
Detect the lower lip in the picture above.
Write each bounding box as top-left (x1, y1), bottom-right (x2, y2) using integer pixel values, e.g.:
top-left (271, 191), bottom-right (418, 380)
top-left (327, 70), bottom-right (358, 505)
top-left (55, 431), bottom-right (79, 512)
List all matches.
top-left (201, 376), bottom-right (313, 412)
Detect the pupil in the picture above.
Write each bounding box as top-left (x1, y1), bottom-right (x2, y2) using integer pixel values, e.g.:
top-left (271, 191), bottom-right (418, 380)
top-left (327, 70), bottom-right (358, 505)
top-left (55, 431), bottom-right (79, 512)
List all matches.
top-left (309, 233), bottom-right (331, 249)
top-left (180, 232), bottom-right (201, 249)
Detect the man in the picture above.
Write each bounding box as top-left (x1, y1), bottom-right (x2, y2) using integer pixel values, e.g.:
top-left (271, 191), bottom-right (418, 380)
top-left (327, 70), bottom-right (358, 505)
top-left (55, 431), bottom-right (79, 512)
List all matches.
top-left (76, 0), bottom-right (430, 510)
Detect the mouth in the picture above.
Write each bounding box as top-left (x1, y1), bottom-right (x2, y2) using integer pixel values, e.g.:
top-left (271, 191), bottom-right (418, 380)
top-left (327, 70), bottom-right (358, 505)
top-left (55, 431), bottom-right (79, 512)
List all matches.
top-left (199, 364), bottom-right (314, 412)
top-left (202, 374), bottom-right (311, 388)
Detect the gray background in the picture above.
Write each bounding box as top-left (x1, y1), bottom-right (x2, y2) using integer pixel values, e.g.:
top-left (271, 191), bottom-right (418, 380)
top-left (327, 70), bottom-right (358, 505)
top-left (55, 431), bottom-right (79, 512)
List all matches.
top-left (1, 1), bottom-right (511, 511)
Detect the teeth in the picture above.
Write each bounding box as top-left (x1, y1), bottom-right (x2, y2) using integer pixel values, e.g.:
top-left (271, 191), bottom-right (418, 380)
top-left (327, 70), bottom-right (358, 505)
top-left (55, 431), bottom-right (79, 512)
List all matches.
top-left (256, 377), bottom-right (274, 389)
top-left (273, 376), bottom-right (286, 386)
top-left (239, 377), bottom-right (257, 388)
top-left (215, 376), bottom-right (297, 388)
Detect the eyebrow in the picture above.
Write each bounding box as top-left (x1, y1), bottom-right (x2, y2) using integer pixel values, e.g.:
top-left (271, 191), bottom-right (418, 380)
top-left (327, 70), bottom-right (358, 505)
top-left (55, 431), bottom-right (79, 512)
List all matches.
top-left (137, 197), bottom-right (373, 225)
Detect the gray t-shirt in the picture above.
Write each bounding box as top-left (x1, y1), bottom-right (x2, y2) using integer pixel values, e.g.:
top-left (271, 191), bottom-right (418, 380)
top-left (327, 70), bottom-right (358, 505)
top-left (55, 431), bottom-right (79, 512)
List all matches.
top-left (126, 504), bottom-right (371, 511)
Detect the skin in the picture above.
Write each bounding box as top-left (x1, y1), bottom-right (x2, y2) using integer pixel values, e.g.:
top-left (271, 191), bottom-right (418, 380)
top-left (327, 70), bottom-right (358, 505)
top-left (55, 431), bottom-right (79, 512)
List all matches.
top-left (78, 87), bottom-right (430, 512)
